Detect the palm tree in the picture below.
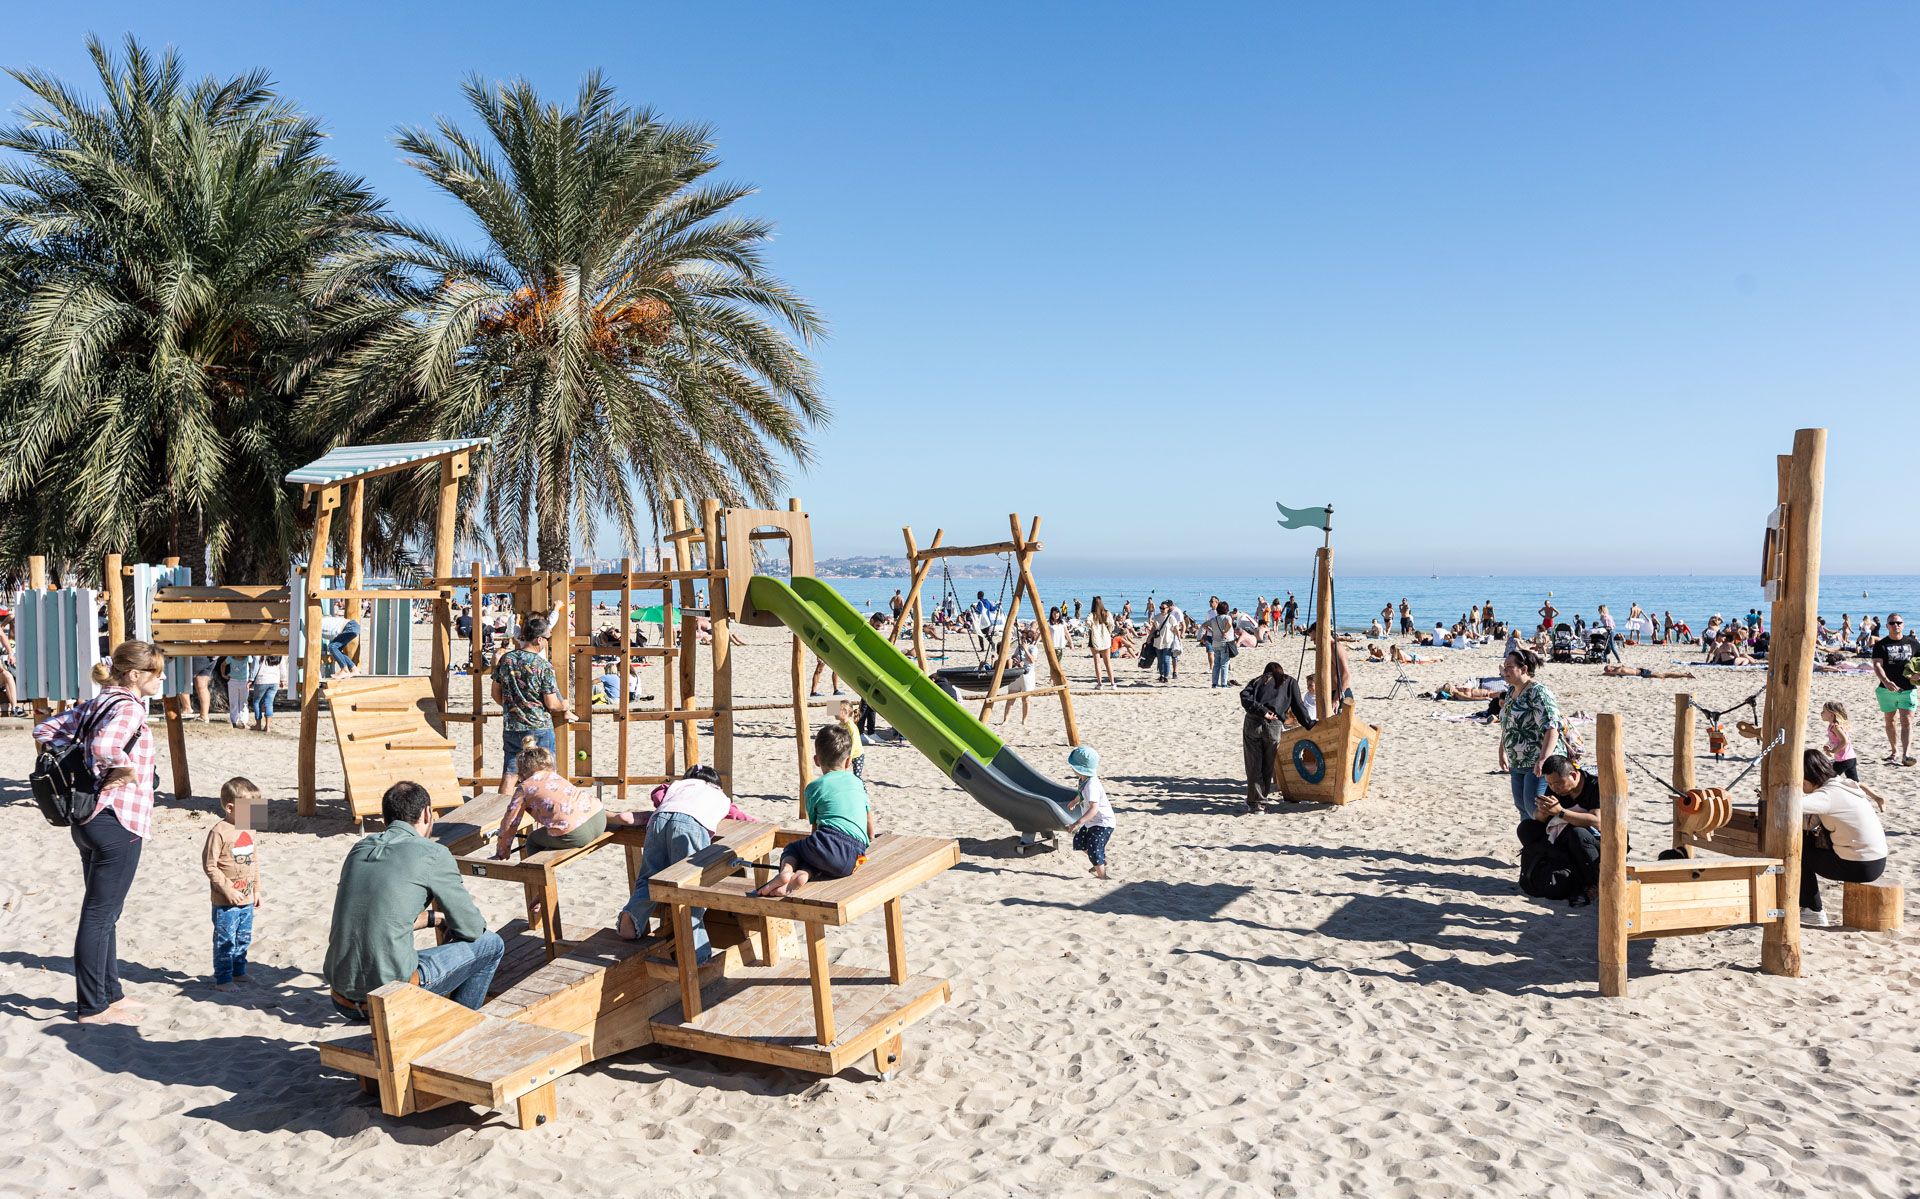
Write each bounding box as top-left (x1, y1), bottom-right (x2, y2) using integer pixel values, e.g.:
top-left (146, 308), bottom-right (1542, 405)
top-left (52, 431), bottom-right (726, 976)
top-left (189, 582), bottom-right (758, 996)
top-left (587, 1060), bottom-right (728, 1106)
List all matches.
top-left (0, 35), bottom-right (400, 583)
top-left (311, 72), bottom-right (827, 570)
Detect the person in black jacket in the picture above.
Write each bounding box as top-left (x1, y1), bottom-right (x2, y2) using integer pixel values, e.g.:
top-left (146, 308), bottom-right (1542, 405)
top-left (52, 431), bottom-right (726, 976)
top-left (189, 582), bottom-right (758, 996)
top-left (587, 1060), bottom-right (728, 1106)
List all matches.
top-left (1240, 661), bottom-right (1315, 812)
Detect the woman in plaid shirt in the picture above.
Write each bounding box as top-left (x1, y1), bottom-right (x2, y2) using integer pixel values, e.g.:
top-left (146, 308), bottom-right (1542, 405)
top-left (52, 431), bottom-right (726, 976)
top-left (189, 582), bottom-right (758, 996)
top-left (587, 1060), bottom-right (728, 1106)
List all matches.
top-left (33, 641), bottom-right (166, 1024)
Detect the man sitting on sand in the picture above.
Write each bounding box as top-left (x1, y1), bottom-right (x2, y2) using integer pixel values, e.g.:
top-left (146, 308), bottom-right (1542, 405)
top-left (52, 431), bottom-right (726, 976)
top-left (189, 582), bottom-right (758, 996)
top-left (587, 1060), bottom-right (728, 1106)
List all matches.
top-left (1601, 664), bottom-right (1696, 679)
top-left (323, 782), bottom-right (503, 1020)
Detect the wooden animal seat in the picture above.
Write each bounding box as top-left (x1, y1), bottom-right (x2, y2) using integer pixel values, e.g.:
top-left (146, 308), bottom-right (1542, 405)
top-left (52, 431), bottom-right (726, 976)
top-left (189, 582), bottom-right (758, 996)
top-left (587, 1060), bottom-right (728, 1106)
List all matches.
top-left (327, 675), bottom-right (460, 824)
top-left (1842, 880), bottom-right (1904, 931)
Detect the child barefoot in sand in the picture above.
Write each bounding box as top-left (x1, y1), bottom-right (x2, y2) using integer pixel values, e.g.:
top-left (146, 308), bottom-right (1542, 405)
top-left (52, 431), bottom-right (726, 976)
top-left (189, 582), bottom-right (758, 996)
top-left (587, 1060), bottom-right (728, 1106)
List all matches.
top-left (756, 725), bottom-right (871, 898)
top-left (204, 778), bottom-right (263, 991)
top-left (1064, 746), bottom-right (1114, 879)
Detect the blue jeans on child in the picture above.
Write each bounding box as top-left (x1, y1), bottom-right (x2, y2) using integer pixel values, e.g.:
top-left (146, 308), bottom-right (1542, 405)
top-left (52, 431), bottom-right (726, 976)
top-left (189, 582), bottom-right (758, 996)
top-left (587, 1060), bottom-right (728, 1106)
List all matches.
top-left (621, 812), bottom-right (713, 964)
top-left (1509, 768), bottom-right (1548, 820)
top-left (212, 904), bottom-right (253, 984)
top-left (249, 683), bottom-right (278, 724)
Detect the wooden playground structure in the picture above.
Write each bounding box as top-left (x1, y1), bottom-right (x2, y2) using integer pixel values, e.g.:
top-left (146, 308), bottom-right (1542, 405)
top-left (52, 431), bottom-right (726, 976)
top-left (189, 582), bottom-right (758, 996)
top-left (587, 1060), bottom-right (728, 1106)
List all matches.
top-left (893, 513), bottom-right (1080, 744)
top-left (317, 790), bottom-right (960, 1128)
top-left (1273, 509), bottom-right (1382, 805)
top-left (1590, 427), bottom-right (1905, 996)
top-left (282, 437), bottom-right (819, 822)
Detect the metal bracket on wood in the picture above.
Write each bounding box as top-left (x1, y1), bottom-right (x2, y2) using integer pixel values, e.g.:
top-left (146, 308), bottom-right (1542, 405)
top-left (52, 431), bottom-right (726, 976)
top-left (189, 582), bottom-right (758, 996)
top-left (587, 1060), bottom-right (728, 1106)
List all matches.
top-left (1766, 908), bottom-right (1786, 919)
top-left (1764, 864), bottom-right (1783, 875)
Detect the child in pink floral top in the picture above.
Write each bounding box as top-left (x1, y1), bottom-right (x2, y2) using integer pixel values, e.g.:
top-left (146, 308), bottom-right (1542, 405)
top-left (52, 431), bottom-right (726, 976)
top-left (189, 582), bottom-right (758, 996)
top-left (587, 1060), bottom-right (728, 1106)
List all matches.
top-left (493, 739), bottom-right (606, 858)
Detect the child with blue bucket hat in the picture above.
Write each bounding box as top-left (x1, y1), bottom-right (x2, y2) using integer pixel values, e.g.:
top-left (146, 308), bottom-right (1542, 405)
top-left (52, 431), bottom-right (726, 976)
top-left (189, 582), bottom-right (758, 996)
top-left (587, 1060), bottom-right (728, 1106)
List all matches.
top-left (1065, 745), bottom-right (1114, 879)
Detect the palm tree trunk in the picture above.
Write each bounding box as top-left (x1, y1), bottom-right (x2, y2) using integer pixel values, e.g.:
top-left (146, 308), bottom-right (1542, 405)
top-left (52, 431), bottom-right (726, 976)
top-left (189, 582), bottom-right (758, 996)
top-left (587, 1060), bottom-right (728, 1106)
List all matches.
top-left (536, 475), bottom-right (572, 571)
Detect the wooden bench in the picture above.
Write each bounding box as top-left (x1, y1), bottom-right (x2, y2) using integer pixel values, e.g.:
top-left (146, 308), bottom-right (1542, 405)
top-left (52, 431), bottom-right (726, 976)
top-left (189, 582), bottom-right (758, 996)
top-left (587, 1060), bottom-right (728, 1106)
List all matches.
top-left (1842, 880), bottom-right (1904, 931)
top-left (646, 826), bottom-right (960, 1078)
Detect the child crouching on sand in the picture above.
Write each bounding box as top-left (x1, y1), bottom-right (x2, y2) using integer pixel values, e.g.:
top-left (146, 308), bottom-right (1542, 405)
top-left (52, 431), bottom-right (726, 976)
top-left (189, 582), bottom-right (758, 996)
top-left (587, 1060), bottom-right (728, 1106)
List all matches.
top-left (1065, 746), bottom-right (1114, 879)
top-left (756, 725), bottom-right (871, 897)
top-left (204, 778), bottom-right (263, 991)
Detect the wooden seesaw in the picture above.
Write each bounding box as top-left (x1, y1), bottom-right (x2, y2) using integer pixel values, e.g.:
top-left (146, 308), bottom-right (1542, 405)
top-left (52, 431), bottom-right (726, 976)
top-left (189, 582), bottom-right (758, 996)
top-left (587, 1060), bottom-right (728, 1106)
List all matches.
top-left (317, 794), bottom-right (959, 1129)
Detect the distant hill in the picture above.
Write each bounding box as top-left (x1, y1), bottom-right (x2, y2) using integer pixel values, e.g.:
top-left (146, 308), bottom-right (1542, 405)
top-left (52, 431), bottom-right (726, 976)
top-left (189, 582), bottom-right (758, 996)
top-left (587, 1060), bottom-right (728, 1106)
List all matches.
top-left (815, 555), bottom-right (1002, 579)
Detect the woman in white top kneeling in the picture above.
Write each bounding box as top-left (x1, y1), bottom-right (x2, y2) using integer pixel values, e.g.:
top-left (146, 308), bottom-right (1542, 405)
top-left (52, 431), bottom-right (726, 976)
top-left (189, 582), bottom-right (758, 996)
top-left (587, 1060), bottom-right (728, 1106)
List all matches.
top-left (1798, 749), bottom-right (1889, 928)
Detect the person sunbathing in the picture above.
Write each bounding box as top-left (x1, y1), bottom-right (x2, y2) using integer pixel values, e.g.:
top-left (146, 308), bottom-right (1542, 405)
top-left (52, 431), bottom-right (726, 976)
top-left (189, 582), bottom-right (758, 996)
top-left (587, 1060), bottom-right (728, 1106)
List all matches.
top-left (1433, 680), bottom-right (1504, 700)
top-left (1602, 664), bottom-right (1696, 679)
top-left (1366, 643), bottom-right (1387, 662)
top-left (1391, 644), bottom-right (1433, 664)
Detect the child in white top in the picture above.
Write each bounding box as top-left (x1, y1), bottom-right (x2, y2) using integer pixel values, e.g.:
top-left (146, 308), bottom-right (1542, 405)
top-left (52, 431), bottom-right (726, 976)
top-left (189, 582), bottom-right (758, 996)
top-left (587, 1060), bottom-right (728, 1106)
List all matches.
top-left (1064, 745), bottom-right (1114, 879)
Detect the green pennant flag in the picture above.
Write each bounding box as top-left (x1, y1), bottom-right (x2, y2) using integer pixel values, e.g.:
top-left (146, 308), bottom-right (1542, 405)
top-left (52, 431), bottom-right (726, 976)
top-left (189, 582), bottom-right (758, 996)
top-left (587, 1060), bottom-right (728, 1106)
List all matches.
top-left (1275, 502), bottom-right (1332, 531)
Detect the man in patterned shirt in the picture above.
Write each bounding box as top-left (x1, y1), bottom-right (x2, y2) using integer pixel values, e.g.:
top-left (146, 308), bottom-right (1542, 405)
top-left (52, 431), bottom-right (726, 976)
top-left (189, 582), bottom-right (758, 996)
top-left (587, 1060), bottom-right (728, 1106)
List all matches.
top-left (491, 615), bottom-right (571, 794)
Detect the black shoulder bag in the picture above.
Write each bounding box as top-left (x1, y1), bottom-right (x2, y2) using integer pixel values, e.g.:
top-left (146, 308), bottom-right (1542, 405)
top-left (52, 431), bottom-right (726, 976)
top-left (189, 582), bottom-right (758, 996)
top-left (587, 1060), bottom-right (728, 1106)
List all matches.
top-left (29, 695), bottom-right (138, 828)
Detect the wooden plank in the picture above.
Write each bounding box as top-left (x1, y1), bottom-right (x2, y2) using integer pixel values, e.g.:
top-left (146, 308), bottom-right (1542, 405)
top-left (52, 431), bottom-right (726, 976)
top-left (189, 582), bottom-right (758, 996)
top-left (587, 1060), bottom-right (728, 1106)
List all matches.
top-left (410, 1018), bottom-right (586, 1108)
top-left (1762, 428), bottom-right (1823, 978)
top-left (516, 1083), bottom-right (557, 1130)
top-left (1638, 901), bottom-right (1758, 933)
top-left (151, 621), bottom-right (290, 640)
top-left (648, 960), bottom-right (950, 1074)
top-left (805, 921), bottom-right (835, 1045)
top-left (152, 601), bottom-right (287, 621)
top-left (153, 584), bottom-right (289, 600)
top-left (672, 904), bottom-right (704, 1019)
top-left (365, 983), bottom-right (488, 1117)
top-left (884, 897), bottom-right (909, 985)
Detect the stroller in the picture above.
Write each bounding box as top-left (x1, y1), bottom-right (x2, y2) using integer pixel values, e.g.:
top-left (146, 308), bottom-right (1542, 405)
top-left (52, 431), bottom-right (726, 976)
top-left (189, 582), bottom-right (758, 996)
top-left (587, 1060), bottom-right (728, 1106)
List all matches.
top-left (1582, 630), bottom-right (1613, 664)
top-left (1549, 624), bottom-right (1580, 663)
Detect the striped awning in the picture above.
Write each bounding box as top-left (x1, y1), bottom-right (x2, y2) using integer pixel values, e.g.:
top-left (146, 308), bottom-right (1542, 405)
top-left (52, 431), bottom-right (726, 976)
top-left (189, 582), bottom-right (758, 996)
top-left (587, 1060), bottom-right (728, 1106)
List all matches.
top-left (286, 439), bottom-right (489, 489)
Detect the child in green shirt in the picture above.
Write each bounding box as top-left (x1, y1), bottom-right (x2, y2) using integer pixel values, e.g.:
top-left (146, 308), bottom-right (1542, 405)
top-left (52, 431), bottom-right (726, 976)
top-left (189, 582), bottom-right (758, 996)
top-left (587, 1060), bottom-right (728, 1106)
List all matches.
top-left (756, 725), bottom-right (871, 897)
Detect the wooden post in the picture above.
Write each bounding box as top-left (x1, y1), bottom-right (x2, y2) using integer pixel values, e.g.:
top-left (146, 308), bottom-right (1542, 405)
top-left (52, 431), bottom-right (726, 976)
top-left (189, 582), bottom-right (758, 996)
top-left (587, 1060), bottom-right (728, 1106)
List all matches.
top-left (670, 499), bottom-right (699, 768)
top-left (789, 497), bottom-right (811, 798)
top-left (1597, 712), bottom-right (1630, 998)
top-left (429, 457), bottom-right (461, 714)
top-left (470, 561), bottom-right (485, 796)
top-left (703, 499), bottom-right (732, 791)
top-left (896, 526), bottom-right (943, 668)
top-left (1761, 428), bottom-right (1824, 978)
top-left (805, 920), bottom-right (835, 1045)
top-left (160, 551), bottom-right (188, 794)
top-left (1671, 692), bottom-right (1696, 851)
top-left (572, 572), bottom-right (593, 783)
top-left (1757, 455), bottom-right (1791, 810)
top-left (618, 557), bottom-right (633, 805)
top-left (1312, 547), bottom-right (1335, 718)
top-left (975, 514), bottom-right (1026, 720)
top-left (103, 552), bottom-right (126, 649)
top-left (1015, 515), bottom-right (1080, 745)
top-left (297, 489), bottom-right (338, 815)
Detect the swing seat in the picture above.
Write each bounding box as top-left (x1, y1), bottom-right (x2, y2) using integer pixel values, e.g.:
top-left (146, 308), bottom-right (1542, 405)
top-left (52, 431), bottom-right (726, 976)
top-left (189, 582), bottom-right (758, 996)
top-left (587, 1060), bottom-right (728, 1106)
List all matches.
top-left (935, 666), bottom-right (1003, 694)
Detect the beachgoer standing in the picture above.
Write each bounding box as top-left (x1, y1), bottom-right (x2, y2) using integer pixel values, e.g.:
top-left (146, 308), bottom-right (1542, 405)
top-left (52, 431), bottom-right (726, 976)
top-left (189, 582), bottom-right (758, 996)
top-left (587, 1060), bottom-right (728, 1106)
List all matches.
top-left (1088, 597), bottom-right (1116, 689)
top-left (1871, 613), bottom-right (1919, 766)
top-left (1538, 597), bottom-right (1558, 632)
top-left (1597, 604), bottom-right (1622, 663)
top-left (1206, 601), bottom-right (1236, 688)
top-left (1282, 593), bottom-right (1298, 635)
top-left (1399, 599), bottom-right (1413, 635)
top-left (33, 641), bottom-right (165, 1024)
top-left (492, 616), bottom-right (571, 795)
top-left (1497, 648), bottom-right (1560, 820)
top-left (204, 778), bottom-right (263, 991)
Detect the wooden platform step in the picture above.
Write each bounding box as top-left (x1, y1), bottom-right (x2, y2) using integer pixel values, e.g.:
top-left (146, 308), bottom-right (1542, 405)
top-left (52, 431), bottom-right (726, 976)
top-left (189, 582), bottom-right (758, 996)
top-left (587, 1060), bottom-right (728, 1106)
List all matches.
top-left (410, 1016), bottom-right (587, 1110)
top-left (650, 959), bottom-right (949, 1074)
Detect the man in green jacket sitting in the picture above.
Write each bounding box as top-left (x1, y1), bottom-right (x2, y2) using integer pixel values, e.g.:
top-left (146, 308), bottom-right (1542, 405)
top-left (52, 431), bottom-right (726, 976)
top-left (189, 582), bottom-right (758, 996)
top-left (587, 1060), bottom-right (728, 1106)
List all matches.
top-left (323, 781), bottom-right (503, 1020)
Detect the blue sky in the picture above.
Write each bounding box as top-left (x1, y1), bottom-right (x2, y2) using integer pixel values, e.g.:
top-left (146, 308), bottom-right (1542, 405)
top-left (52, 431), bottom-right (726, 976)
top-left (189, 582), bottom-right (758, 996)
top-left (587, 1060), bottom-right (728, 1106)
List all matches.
top-left (6, 4), bottom-right (1916, 574)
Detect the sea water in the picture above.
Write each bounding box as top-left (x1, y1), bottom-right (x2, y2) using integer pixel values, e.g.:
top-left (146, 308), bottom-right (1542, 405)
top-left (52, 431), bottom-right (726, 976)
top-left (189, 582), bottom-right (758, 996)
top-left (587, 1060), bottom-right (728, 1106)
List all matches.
top-left (807, 574), bottom-right (1920, 635)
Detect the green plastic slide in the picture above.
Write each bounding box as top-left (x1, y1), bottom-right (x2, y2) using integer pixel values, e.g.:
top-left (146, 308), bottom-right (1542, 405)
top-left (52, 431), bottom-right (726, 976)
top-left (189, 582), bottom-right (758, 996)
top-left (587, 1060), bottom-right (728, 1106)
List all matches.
top-left (745, 575), bottom-right (1083, 833)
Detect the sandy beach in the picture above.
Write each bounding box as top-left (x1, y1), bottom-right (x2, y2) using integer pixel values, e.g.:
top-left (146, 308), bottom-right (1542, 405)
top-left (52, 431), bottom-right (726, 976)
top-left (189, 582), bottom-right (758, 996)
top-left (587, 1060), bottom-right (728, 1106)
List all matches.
top-left (2, 629), bottom-right (1913, 1197)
